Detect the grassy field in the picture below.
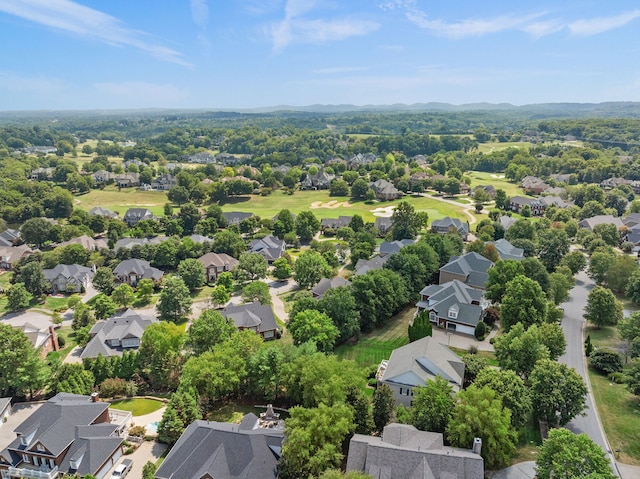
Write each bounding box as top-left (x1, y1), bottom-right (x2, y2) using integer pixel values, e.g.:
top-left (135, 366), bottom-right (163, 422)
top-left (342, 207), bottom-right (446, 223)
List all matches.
top-left (221, 190), bottom-right (467, 223)
top-left (334, 306), bottom-right (413, 368)
top-left (55, 325), bottom-right (78, 359)
top-left (110, 398), bottom-right (165, 416)
top-left (477, 141), bottom-right (532, 154)
top-left (73, 186), bottom-right (169, 216)
top-left (589, 371), bottom-right (640, 464)
top-left (466, 171), bottom-right (525, 198)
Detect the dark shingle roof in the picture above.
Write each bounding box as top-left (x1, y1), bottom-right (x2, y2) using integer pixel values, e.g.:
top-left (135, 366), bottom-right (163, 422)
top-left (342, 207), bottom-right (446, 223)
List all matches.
top-left (439, 252), bottom-right (493, 289)
top-left (311, 277), bottom-right (351, 298)
top-left (222, 301), bottom-right (277, 335)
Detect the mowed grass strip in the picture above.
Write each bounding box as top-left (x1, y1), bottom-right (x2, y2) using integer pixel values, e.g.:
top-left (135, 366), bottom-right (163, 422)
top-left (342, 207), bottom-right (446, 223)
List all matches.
top-left (334, 306), bottom-right (414, 368)
top-left (589, 371), bottom-right (640, 464)
top-left (110, 398), bottom-right (165, 416)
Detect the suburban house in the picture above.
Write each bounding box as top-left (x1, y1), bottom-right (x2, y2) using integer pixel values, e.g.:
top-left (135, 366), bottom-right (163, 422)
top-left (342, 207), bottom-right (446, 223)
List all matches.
top-left (520, 175), bottom-right (550, 194)
top-left (416, 279), bottom-right (486, 336)
top-left (88, 207), bottom-right (118, 219)
top-left (509, 196), bottom-right (566, 216)
top-left (0, 229), bottom-right (21, 247)
top-left (485, 238), bottom-right (524, 261)
top-left (113, 236), bottom-right (168, 251)
top-left (473, 184), bottom-right (496, 199)
top-left (81, 309), bottom-right (157, 359)
top-left (623, 213), bottom-right (640, 229)
top-left (320, 216), bottom-right (352, 232)
top-left (300, 170), bottom-right (335, 190)
top-left (18, 323), bottom-right (59, 358)
top-left (221, 301), bottom-right (278, 340)
top-left (346, 423), bottom-right (483, 479)
top-left (154, 408), bottom-right (283, 479)
top-left (311, 276), bottom-right (351, 299)
top-left (498, 215), bottom-right (517, 231)
top-left (43, 264), bottom-right (94, 294)
top-left (197, 252), bottom-right (239, 282)
top-left (0, 245), bottom-right (32, 270)
top-left (30, 167), bottom-right (54, 181)
top-left (150, 174), bottom-right (178, 191)
top-left (376, 336), bottom-right (465, 406)
top-left (439, 252), bottom-right (494, 289)
top-left (0, 393), bottom-right (128, 479)
top-left (123, 208), bottom-right (155, 227)
top-left (58, 235), bottom-right (108, 252)
top-left (217, 153), bottom-right (245, 166)
top-left (578, 214), bottom-right (625, 232)
top-left (181, 152), bottom-right (216, 163)
top-left (431, 217), bottom-right (470, 241)
top-left (354, 255), bottom-right (388, 276)
top-left (112, 172), bottom-right (139, 188)
top-left (222, 211), bottom-right (254, 226)
top-left (379, 239), bottom-right (414, 257)
top-left (348, 153), bottom-right (377, 169)
top-left (113, 258), bottom-right (164, 286)
top-left (0, 398), bottom-right (10, 427)
top-left (374, 217), bottom-right (393, 236)
top-left (369, 179), bottom-right (401, 201)
top-left (600, 177), bottom-right (633, 190)
top-left (248, 235), bottom-right (285, 263)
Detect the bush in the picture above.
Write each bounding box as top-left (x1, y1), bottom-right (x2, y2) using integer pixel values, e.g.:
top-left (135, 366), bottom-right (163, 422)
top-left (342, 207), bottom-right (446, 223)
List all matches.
top-left (57, 335), bottom-right (66, 348)
top-left (589, 348), bottom-right (624, 375)
top-left (468, 345), bottom-right (478, 355)
top-left (99, 378), bottom-right (138, 398)
top-left (483, 307), bottom-right (499, 327)
top-left (128, 425), bottom-right (147, 437)
top-left (367, 378), bottom-right (378, 387)
top-left (608, 372), bottom-right (627, 384)
top-left (474, 321), bottom-right (487, 340)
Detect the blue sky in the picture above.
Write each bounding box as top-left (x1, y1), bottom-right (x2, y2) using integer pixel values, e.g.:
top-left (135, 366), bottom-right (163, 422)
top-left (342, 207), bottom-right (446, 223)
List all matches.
top-left (0, 0), bottom-right (639, 110)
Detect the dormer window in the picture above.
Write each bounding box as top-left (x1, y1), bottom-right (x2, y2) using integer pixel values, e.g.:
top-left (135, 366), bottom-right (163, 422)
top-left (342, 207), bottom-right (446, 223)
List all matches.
top-left (448, 305), bottom-right (459, 319)
top-left (36, 443), bottom-right (45, 452)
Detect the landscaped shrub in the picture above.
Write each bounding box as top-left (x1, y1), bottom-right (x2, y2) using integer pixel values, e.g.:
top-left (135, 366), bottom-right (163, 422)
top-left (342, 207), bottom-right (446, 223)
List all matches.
top-left (589, 348), bottom-right (623, 375)
top-left (99, 377), bottom-right (138, 398)
top-left (57, 335), bottom-right (66, 348)
top-left (128, 425), bottom-right (146, 437)
top-left (474, 321), bottom-right (487, 340)
top-left (607, 372), bottom-right (627, 384)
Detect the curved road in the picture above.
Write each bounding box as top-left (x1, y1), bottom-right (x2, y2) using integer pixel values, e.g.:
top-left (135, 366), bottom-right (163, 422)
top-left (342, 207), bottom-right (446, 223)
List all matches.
top-left (558, 270), bottom-right (621, 476)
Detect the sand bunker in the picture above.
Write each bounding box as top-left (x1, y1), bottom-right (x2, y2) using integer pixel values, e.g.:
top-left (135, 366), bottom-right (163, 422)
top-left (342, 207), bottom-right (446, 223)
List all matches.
top-left (490, 174), bottom-right (505, 179)
top-left (370, 206), bottom-right (396, 217)
top-left (310, 200), bottom-right (353, 209)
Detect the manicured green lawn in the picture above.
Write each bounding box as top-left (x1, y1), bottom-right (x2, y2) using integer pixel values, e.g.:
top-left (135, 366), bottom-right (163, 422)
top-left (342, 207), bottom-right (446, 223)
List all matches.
top-left (54, 325), bottom-right (78, 359)
top-left (448, 347), bottom-right (499, 367)
top-left (585, 324), bottom-right (622, 349)
top-left (110, 398), bottom-right (165, 416)
top-left (73, 186), bottom-right (169, 216)
top-left (334, 306), bottom-right (414, 368)
top-left (42, 295), bottom-right (74, 313)
top-left (466, 171), bottom-right (524, 198)
top-left (476, 140), bottom-right (532, 154)
top-left (207, 402), bottom-right (286, 423)
top-left (589, 371), bottom-right (640, 464)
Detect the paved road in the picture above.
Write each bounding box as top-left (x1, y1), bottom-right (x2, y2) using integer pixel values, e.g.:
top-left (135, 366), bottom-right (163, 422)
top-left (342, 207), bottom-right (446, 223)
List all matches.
top-left (558, 270), bottom-right (620, 475)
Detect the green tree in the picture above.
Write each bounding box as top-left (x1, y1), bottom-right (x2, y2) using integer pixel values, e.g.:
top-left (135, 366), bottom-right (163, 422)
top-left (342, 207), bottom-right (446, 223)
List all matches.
top-left (584, 285), bottom-right (623, 328)
top-left (216, 271), bottom-right (234, 290)
top-left (627, 358), bottom-right (640, 395)
top-left (626, 269), bottom-right (640, 304)
top-left (446, 385), bottom-right (517, 470)
top-left (295, 210), bottom-right (321, 243)
top-left (241, 280), bottom-right (272, 305)
top-left (234, 252), bottom-right (269, 282)
top-left (213, 229), bottom-right (246, 258)
top-left (607, 255), bottom-right (638, 294)
top-left (318, 286), bottom-right (360, 344)
top-left (351, 269), bottom-right (408, 332)
top-left (547, 271), bottom-right (572, 305)
top-left (92, 294), bottom-right (116, 320)
top-left (293, 250), bottom-right (332, 289)
top-left (351, 178), bottom-right (370, 199)
top-left (72, 303), bottom-right (95, 331)
top-left (177, 258), bottom-right (206, 291)
top-left (157, 275), bottom-right (192, 322)
top-left (411, 376), bottom-right (454, 433)
top-left (210, 284), bottom-right (230, 308)
top-left (20, 217), bottom-right (52, 248)
top-left (494, 323), bottom-right (551, 379)
top-left (58, 243), bottom-right (90, 266)
top-left (500, 275), bottom-right (548, 330)
top-left (390, 201), bottom-right (424, 240)
top-left (280, 404), bottom-right (355, 479)
top-left (136, 278), bottom-right (155, 304)
top-left (0, 323), bottom-right (50, 398)
top-left (157, 387), bottom-right (201, 445)
top-left (178, 202), bottom-right (202, 235)
top-left (111, 283), bottom-right (135, 309)
top-left (537, 229), bottom-right (570, 271)
top-left (408, 311), bottom-right (433, 342)
top-left (530, 359), bottom-right (587, 427)
top-left (52, 363), bottom-right (95, 395)
top-left (167, 185), bottom-right (190, 205)
top-left (535, 428), bottom-right (615, 479)
top-left (273, 209), bottom-right (296, 239)
top-left (288, 310), bottom-right (339, 352)
top-left (142, 462), bottom-right (158, 479)
top-left (92, 266), bottom-right (115, 295)
top-left (474, 368), bottom-right (532, 428)
top-left (330, 179), bottom-right (350, 196)
top-left (588, 250), bottom-right (616, 285)
top-left (138, 322), bottom-right (186, 390)
top-left (19, 261), bottom-right (47, 297)
top-left (485, 259), bottom-right (525, 303)
top-left (6, 283), bottom-right (31, 311)
top-left (272, 257), bottom-right (292, 280)
top-left (561, 250), bottom-right (587, 275)
top-left (186, 309), bottom-right (236, 355)
top-left (372, 384), bottom-right (395, 434)
top-left (589, 348), bottom-right (624, 375)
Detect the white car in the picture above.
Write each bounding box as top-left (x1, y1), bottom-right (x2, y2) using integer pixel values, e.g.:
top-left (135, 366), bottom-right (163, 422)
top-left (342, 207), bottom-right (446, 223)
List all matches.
top-left (110, 459), bottom-right (133, 479)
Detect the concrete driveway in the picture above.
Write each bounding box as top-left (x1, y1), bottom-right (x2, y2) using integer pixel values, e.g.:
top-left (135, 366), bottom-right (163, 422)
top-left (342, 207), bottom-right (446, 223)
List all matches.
top-left (0, 402), bottom-right (43, 451)
top-left (1, 310), bottom-right (53, 329)
top-left (125, 441), bottom-right (167, 479)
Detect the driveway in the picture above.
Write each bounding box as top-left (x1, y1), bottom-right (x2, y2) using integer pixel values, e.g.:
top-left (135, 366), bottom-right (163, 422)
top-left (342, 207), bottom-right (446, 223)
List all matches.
top-left (266, 279), bottom-right (298, 323)
top-left (1, 310), bottom-right (53, 329)
top-left (0, 402), bottom-right (43, 451)
top-left (125, 441), bottom-right (167, 479)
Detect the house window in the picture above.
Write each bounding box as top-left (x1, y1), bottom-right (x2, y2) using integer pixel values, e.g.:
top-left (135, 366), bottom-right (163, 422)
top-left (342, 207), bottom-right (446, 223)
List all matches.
top-left (36, 444), bottom-right (45, 452)
top-left (22, 454), bottom-right (30, 463)
top-left (399, 388), bottom-right (410, 396)
top-left (263, 330), bottom-right (274, 339)
top-left (429, 311), bottom-right (436, 322)
top-left (448, 309), bottom-right (458, 319)
top-left (33, 456), bottom-right (39, 466)
top-left (49, 459), bottom-right (55, 469)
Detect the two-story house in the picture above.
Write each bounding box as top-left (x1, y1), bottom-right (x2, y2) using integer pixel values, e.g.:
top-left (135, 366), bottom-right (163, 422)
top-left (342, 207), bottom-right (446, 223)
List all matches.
top-left (113, 259), bottom-right (164, 287)
top-left (430, 217), bottom-right (470, 240)
top-left (197, 252), bottom-right (239, 283)
top-left (248, 235), bottom-right (285, 263)
top-left (123, 208), bottom-right (155, 227)
top-left (80, 309), bottom-right (157, 359)
top-left (439, 252), bottom-right (494, 289)
top-left (221, 301), bottom-right (278, 340)
top-left (42, 264), bottom-right (94, 294)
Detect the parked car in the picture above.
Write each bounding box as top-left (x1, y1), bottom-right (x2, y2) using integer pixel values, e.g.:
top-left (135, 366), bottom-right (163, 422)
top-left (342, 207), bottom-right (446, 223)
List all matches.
top-left (110, 458), bottom-right (133, 479)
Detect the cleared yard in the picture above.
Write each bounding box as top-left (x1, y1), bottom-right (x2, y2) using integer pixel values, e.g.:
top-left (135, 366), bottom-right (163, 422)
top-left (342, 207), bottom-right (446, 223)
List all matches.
top-left (110, 398), bottom-right (165, 416)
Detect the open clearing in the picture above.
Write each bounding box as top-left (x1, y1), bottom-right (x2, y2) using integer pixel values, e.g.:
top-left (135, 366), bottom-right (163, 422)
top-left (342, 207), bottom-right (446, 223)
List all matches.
top-left (73, 187), bottom-right (169, 216)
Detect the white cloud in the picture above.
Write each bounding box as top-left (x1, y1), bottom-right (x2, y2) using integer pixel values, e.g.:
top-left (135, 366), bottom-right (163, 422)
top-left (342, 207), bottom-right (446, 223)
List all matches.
top-left (0, 0), bottom-right (190, 66)
top-left (269, 0), bottom-right (379, 52)
top-left (191, 0), bottom-right (209, 29)
top-left (521, 20), bottom-right (564, 38)
top-left (569, 10), bottom-right (640, 36)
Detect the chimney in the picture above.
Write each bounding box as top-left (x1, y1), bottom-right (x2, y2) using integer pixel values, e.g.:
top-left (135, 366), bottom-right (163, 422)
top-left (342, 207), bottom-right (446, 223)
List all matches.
top-left (90, 392), bottom-right (99, 402)
top-left (472, 437), bottom-right (482, 455)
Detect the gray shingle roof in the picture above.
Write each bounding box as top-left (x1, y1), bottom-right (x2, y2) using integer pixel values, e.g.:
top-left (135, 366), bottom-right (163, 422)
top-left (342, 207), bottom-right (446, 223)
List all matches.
top-left (154, 418), bottom-right (283, 479)
top-left (197, 252), bottom-right (239, 269)
top-left (486, 238), bottom-right (524, 261)
top-left (248, 235), bottom-right (285, 262)
top-left (113, 258), bottom-right (164, 281)
top-left (354, 255), bottom-right (388, 275)
top-left (222, 301), bottom-right (277, 335)
top-left (311, 277), bottom-right (351, 298)
top-left (379, 239), bottom-right (414, 256)
top-left (439, 252), bottom-right (493, 289)
top-left (417, 280), bottom-right (484, 328)
top-left (43, 264), bottom-right (94, 283)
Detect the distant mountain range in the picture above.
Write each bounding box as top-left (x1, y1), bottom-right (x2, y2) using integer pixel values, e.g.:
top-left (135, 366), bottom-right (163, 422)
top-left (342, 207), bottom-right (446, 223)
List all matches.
top-left (3, 101), bottom-right (640, 118)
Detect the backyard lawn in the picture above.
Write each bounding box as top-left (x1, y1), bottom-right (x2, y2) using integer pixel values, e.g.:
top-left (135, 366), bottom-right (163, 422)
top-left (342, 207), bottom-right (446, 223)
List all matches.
top-left (334, 306), bottom-right (414, 368)
top-left (466, 171), bottom-right (525, 198)
top-left (110, 398), bottom-right (165, 416)
top-left (207, 401), bottom-right (285, 423)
